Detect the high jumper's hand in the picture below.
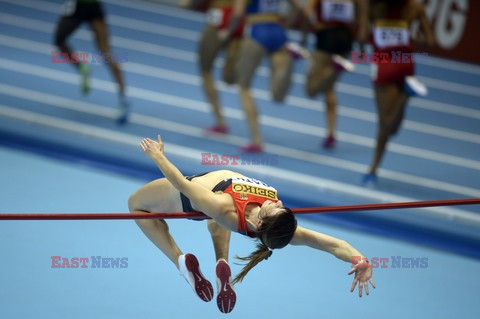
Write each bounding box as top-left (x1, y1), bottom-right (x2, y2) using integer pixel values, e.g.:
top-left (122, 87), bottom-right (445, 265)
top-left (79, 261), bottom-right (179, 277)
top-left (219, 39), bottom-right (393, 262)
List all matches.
top-left (140, 135), bottom-right (164, 159)
top-left (348, 260), bottom-right (376, 297)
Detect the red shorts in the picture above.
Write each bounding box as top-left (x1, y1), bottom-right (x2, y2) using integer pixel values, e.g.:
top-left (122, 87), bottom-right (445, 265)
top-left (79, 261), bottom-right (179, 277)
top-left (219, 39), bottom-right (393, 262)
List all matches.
top-left (372, 47), bottom-right (415, 85)
top-left (206, 7), bottom-right (245, 38)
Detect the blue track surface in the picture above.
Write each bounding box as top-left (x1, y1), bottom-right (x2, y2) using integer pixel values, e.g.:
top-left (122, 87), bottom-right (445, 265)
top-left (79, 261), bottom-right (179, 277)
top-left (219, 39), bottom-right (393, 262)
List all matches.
top-left (0, 0), bottom-right (479, 259)
top-left (1, 145), bottom-right (479, 319)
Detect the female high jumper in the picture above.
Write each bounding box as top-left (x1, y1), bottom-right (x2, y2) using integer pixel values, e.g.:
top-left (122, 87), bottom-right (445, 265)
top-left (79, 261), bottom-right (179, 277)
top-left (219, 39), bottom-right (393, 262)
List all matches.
top-left (128, 134), bottom-right (375, 313)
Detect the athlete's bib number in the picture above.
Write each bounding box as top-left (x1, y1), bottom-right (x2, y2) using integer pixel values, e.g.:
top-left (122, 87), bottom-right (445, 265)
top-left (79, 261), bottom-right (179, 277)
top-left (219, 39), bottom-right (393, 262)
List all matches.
top-left (206, 8), bottom-right (224, 27)
top-left (374, 27), bottom-right (410, 48)
top-left (322, 1), bottom-right (354, 23)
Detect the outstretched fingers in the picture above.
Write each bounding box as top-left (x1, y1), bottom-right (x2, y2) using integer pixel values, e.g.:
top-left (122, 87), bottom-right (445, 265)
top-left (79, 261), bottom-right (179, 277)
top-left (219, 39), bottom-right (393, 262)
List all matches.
top-left (348, 268), bottom-right (376, 297)
top-left (140, 139), bottom-right (147, 151)
top-left (358, 279), bottom-right (375, 297)
top-left (140, 138), bottom-right (153, 152)
top-left (350, 276), bottom-right (358, 293)
top-left (369, 278), bottom-right (376, 289)
top-left (347, 267), bottom-right (356, 276)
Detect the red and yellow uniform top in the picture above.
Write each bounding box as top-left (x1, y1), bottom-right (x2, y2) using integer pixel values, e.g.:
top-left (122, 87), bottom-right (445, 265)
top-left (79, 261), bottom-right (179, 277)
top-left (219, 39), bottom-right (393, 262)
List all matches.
top-left (213, 177), bottom-right (278, 237)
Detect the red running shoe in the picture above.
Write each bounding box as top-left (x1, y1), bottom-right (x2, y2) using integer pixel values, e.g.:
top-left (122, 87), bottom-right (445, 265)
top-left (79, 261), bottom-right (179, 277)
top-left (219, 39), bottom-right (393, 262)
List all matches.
top-left (205, 125), bottom-right (229, 134)
top-left (240, 143), bottom-right (263, 153)
top-left (216, 259), bottom-right (236, 313)
top-left (322, 135), bottom-right (336, 149)
top-left (178, 254), bottom-right (214, 302)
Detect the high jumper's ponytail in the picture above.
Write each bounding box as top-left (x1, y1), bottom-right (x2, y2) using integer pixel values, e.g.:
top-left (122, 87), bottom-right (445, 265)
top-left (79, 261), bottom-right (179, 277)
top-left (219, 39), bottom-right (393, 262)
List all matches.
top-left (232, 242), bottom-right (272, 284)
top-left (232, 207), bottom-right (297, 284)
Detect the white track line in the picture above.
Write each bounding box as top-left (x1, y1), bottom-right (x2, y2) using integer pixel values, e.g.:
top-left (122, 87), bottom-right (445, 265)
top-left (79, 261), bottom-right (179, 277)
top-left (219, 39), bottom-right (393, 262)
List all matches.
top-left (0, 58), bottom-right (479, 197)
top-left (3, 80), bottom-right (480, 172)
top-left (1, 33), bottom-right (479, 147)
top-left (1, 11), bottom-right (480, 121)
top-left (100, 0), bottom-right (480, 76)
top-left (1, 1), bottom-right (480, 98)
top-left (1, 103), bottom-right (479, 226)
top-left (1, 11), bottom-right (479, 121)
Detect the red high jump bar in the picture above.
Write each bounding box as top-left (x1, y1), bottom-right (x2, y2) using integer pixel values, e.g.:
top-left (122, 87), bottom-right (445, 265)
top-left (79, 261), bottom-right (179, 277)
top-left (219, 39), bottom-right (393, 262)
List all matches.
top-left (0, 198), bottom-right (479, 220)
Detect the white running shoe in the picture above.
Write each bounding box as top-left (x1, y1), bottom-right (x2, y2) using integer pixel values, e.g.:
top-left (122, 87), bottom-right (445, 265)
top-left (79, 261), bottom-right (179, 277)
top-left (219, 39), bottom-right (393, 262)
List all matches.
top-left (178, 254), bottom-right (214, 302)
top-left (215, 259), bottom-right (236, 313)
top-left (332, 54), bottom-right (356, 73)
top-left (286, 42), bottom-right (311, 60)
top-left (404, 76), bottom-right (428, 97)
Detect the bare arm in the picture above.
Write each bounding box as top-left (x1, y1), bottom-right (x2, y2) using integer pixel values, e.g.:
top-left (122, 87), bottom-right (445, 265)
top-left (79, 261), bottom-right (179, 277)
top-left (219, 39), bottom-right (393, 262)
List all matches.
top-left (287, 0), bottom-right (303, 22)
top-left (290, 226), bottom-right (365, 263)
top-left (298, 0), bottom-right (317, 46)
top-left (416, 2), bottom-right (435, 47)
top-left (303, 0), bottom-right (317, 25)
top-left (140, 136), bottom-right (232, 225)
top-left (233, 0), bottom-right (246, 16)
top-left (409, 1), bottom-right (435, 47)
top-left (355, 0), bottom-right (369, 43)
top-left (290, 226), bottom-right (375, 297)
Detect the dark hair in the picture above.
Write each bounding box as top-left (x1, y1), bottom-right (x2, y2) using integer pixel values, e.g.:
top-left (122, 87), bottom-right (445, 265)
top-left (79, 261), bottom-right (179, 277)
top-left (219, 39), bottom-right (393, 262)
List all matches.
top-left (232, 207), bottom-right (297, 284)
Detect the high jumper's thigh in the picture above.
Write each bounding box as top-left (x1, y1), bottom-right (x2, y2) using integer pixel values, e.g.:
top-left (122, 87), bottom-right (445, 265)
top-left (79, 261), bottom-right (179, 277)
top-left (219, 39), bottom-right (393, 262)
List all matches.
top-left (128, 178), bottom-right (182, 213)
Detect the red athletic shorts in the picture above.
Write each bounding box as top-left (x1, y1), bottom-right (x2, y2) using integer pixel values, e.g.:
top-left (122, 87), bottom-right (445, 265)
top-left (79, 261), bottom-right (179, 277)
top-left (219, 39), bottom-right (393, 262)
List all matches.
top-left (206, 7), bottom-right (245, 38)
top-left (372, 47), bottom-right (415, 85)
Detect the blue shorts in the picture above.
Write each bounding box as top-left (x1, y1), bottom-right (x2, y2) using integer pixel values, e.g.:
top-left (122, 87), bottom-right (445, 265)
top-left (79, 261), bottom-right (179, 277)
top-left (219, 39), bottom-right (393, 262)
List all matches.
top-left (249, 22), bottom-right (287, 53)
top-left (179, 173), bottom-right (227, 221)
top-left (180, 172), bottom-right (210, 213)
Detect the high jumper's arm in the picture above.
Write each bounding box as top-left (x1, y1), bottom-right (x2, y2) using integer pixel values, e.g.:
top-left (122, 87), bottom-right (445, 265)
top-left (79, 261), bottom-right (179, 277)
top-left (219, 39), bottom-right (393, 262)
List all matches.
top-left (140, 135), bottom-right (234, 228)
top-left (290, 225), bottom-right (375, 297)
